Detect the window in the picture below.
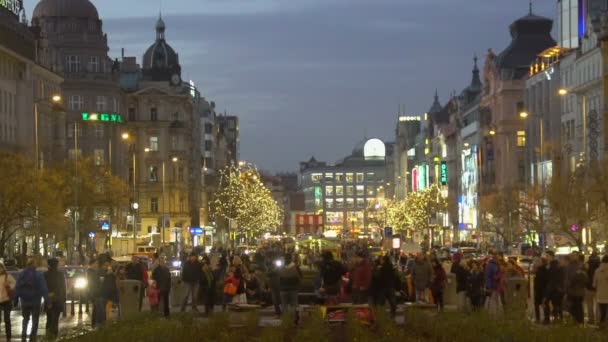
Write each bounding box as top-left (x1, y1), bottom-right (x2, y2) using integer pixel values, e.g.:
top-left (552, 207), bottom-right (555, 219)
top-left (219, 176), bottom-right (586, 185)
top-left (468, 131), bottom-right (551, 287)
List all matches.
top-left (149, 166), bottom-right (159, 182)
top-left (325, 173), bottom-right (334, 182)
top-left (88, 56), bottom-right (99, 72)
top-left (325, 186), bottom-right (334, 196)
top-left (150, 107), bottom-right (158, 121)
top-left (149, 136), bottom-right (159, 151)
top-left (311, 173), bottom-right (322, 183)
top-left (356, 173), bottom-right (364, 183)
top-left (346, 186), bottom-right (354, 196)
top-left (150, 198), bottom-right (159, 213)
top-left (335, 173), bottom-right (344, 182)
top-left (346, 173), bottom-right (354, 183)
top-left (346, 198), bottom-right (355, 209)
top-left (204, 123), bottom-right (213, 134)
top-left (336, 198), bottom-right (344, 209)
top-left (96, 96), bottom-right (106, 111)
top-left (66, 55), bottom-right (80, 73)
top-left (178, 167), bottom-right (184, 182)
top-left (356, 185), bottom-right (365, 196)
top-left (128, 107), bottom-right (136, 121)
top-left (94, 124), bottom-right (104, 138)
top-left (179, 198), bottom-right (186, 213)
top-left (366, 173), bottom-right (375, 182)
top-left (171, 136), bottom-right (179, 150)
top-left (335, 186), bottom-right (344, 196)
top-left (356, 198), bottom-right (365, 208)
top-left (368, 187), bottom-right (376, 196)
top-left (94, 149), bottom-right (104, 165)
top-left (325, 199), bottom-right (334, 209)
top-left (68, 95), bottom-right (83, 110)
top-left (517, 131), bottom-right (526, 147)
top-left (112, 98), bottom-right (119, 112)
top-left (205, 140), bottom-right (213, 151)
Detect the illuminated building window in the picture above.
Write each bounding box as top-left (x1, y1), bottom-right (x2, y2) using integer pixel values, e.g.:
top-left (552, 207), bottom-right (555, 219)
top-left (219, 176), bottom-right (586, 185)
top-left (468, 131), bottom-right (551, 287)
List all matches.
top-left (346, 173), bottom-right (354, 183)
top-left (517, 131), bottom-right (526, 147)
top-left (66, 55), bottom-right (80, 73)
top-left (336, 198), bottom-right (344, 209)
top-left (356, 198), bottom-right (365, 208)
top-left (68, 95), bottom-right (83, 110)
top-left (336, 186), bottom-right (344, 196)
top-left (311, 173), bottom-right (322, 183)
top-left (326, 199), bottom-right (334, 209)
top-left (325, 173), bottom-right (334, 182)
top-left (150, 197), bottom-right (158, 213)
top-left (356, 173), bottom-right (364, 183)
top-left (335, 173), bottom-right (344, 182)
top-left (346, 186), bottom-right (354, 196)
top-left (325, 186), bottom-right (334, 196)
top-left (149, 166), bottom-right (159, 182)
top-left (368, 188), bottom-right (376, 196)
top-left (346, 198), bottom-right (355, 208)
top-left (356, 185), bottom-right (364, 196)
top-left (149, 136), bottom-right (159, 151)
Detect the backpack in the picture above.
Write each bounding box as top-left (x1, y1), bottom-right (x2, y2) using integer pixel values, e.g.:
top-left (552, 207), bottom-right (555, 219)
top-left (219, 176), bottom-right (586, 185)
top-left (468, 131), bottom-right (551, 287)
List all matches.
top-left (19, 271), bottom-right (38, 302)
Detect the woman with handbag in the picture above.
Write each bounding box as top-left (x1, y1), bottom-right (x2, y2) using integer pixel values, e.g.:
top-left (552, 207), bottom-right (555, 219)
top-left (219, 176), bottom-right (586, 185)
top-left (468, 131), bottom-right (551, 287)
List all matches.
top-left (0, 263), bottom-right (16, 340)
top-left (223, 268), bottom-right (239, 310)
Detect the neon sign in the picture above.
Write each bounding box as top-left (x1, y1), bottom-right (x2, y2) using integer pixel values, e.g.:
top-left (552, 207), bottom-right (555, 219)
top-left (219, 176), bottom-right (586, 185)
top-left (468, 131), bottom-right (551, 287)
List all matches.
top-left (441, 162), bottom-right (448, 185)
top-left (0, 0), bottom-right (22, 18)
top-left (81, 112), bottom-right (124, 123)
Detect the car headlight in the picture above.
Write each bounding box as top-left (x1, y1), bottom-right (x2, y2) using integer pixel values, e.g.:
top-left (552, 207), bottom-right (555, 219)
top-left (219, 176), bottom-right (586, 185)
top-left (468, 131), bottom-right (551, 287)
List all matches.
top-left (275, 259), bottom-right (283, 268)
top-left (74, 277), bottom-right (88, 290)
top-left (172, 260), bottom-right (181, 268)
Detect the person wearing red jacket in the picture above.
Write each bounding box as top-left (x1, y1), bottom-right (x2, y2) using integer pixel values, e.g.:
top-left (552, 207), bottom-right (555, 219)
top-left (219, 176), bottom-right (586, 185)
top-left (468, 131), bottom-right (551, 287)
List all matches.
top-left (352, 250), bottom-right (372, 304)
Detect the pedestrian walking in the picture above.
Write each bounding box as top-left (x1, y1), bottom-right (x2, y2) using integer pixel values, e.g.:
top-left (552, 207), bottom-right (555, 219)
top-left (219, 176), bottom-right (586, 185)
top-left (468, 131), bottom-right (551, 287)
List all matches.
top-left (431, 258), bottom-right (447, 312)
top-left (125, 256), bottom-right (146, 311)
top-left (484, 252), bottom-right (503, 315)
top-left (232, 256), bottom-right (248, 304)
top-left (319, 251), bottom-right (346, 304)
top-left (151, 258), bottom-right (172, 317)
top-left (585, 252), bottom-right (601, 324)
top-left (593, 255), bottom-right (608, 327)
top-left (15, 258), bottom-right (48, 342)
top-left (412, 254), bottom-right (432, 303)
top-left (452, 258), bottom-right (470, 312)
top-left (223, 268), bottom-right (239, 310)
top-left (351, 250), bottom-right (372, 305)
top-left (44, 258), bottom-right (66, 338)
top-left (278, 254), bottom-right (301, 316)
top-left (544, 251), bottom-right (565, 323)
top-left (181, 253), bottom-right (202, 312)
top-left (372, 255), bottom-right (398, 318)
top-left (0, 263), bottom-right (15, 340)
top-left (565, 255), bottom-right (587, 325)
top-left (467, 260), bottom-right (484, 311)
top-left (533, 257), bottom-right (548, 323)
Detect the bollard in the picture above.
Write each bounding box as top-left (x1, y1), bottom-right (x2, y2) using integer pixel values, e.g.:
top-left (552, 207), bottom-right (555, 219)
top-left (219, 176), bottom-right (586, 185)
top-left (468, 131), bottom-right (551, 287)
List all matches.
top-left (505, 277), bottom-right (527, 316)
top-left (78, 290), bottom-right (83, 315)
top-left (71, 296), bottom-right (75, 316)
top-left (118, 280), bottom-right (142, 320)
top-left (85, 294), bottom-right (90, 313)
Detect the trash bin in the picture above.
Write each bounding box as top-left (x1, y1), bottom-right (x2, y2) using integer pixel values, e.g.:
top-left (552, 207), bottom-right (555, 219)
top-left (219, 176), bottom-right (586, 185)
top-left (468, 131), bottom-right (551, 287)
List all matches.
top-left (170, 276), bottom-right (186, 308)
top-left (118, 280), bottom-right (141, 319)
top-left (444, 273), bottom-right (457, 307)
top-left (505, 277), bottom-right (527, 315)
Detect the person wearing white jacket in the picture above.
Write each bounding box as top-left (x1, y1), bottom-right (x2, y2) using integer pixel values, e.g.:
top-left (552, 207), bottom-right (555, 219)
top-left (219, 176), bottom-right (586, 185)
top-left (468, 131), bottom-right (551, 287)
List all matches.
top-left (593, 255), bottom-right (608, 327)
top-left (0, 263), bottom-right (16, 340)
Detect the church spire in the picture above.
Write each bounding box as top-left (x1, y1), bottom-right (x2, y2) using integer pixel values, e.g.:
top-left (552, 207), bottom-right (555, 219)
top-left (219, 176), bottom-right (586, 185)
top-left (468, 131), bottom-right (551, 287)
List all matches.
top-left (428, 90), bottom-right (442, 114)
top-left (156, 11), bottom-right (166, 40)
top-left (469, 54), bottom-right (482, 92)
top-left (529, 1), bottom-right (533, 15)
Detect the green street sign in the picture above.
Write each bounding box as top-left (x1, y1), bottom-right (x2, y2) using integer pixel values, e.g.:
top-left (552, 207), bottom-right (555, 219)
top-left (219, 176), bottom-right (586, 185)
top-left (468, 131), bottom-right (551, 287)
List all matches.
top-left (81, 112), bottom-right (124, 124)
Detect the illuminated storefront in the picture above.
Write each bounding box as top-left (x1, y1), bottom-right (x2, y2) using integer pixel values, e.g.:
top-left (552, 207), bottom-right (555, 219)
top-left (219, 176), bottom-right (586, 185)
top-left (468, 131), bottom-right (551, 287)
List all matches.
top-left (459, 146), bottom-right (478, 240)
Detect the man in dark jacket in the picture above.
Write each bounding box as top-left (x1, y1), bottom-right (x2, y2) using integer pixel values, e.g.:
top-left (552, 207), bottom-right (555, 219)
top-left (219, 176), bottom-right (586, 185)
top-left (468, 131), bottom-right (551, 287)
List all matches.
top-left (15, 258), bottom-right (48, 342)
top-left (44, 258), bottom-right (65, 338)
top-left (152, 259), bottom-right (172, 317)
top-left (533, 257), bottom-right (549, 323)
top-left (278, 254), bottom-right (301, 315)
top-left (586, 252), bottom-right (601, 324)
top-left (566, 255), bottom-right (588, 324)
top-left (543, 251), bottom-right (565, 323)
top-left (181, 253), bottom-right (202, 312)
top-left (451, 260), bottom-right (470, 312)
top-left (372, 256), bottom-right (398, 318)
top-left (125, 256), bottom-right (145, 310)
top-left (319, 251), bottom-right (346, 301)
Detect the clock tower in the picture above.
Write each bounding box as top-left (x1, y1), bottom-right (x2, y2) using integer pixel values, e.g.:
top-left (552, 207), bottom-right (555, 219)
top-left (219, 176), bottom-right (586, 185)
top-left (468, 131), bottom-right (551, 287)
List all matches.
top-left (142, 14), bottom-right (182, 82)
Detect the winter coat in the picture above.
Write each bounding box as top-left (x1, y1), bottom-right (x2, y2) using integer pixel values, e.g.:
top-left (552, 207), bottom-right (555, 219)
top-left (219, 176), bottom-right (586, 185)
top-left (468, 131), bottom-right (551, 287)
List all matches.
top-left (152, 265), bottom-right (172, 292)
top-left (593, 263), bottom-right (608, 304)
top-left (15, 267), bottom-right (48, 305)
top-left (412, 260), bottom-right (432, 291)
top-left (545, 260), bottom-right (565, 297)
top-left (279, 263), bottom-right (301, 292)
top-left (587, 256), bottom-right (601, 290)
top-left (534, 265), bottom-right (549, 300)
top-left (451, 263), bottom-right (469, 293)
top-left (484, 259), bottom-right (499, 291)
top-left (181, 260), bottom-right (202, 284)
top-left (100, 272), bottom-right (119, 302)
top-left (44, 269), bottom-right (66, 305)
top-left (566, 268), bottom-right (587, 298)
top-left (467, 270), bottom-right (484, 298)
top-left (377, 261), bottom-right (399, 291)
top-left (0, 273), bottom-right (16, 303)
top-left (431, 265), bottom-right (447, 291)
top-left (352, 259), bottom-right (372, 291)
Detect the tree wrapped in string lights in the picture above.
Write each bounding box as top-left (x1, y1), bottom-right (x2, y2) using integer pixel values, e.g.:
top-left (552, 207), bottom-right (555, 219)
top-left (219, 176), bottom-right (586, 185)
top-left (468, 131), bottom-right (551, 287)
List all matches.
top-left (212, 164), bottom-right (283, 239)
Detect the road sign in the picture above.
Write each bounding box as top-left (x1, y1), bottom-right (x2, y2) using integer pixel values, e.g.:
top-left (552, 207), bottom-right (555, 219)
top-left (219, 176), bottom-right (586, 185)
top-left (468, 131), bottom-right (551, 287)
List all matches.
top-left (190, 227), bottom-right (203, 236)
top-left (101, 220), bottom-right (110, 230)
top-left (384, 227), bottom-right (393, 238)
